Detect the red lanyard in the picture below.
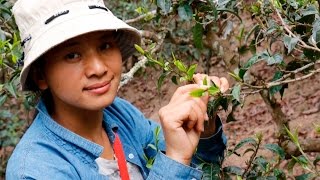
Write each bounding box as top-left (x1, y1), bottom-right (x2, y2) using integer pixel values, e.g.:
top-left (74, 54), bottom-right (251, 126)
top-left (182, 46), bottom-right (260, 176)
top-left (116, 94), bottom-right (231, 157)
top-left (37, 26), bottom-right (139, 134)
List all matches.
top-left (113, 132), bottom-right (130, 180)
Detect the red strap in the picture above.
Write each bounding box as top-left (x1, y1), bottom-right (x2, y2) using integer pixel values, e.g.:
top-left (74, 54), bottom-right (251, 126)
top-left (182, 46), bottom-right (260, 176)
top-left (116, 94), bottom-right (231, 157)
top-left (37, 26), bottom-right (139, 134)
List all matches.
top-left (113, 133), bottom-right (130, 180)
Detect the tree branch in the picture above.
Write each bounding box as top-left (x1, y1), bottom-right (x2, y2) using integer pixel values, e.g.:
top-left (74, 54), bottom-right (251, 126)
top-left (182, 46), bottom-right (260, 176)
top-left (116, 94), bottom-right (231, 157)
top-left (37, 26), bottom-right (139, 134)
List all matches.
top-left (282, 138), bottom-right (320, 156)
top-left (267, 68), bottom-right (320, 88)
top-left (239, 67), bottom-right (320, 90)
top-left (275, 8), bottom-right (320, 53)
top-left (275, 61), bottom-right (320, 83)
top-left (125, 10), bottom-right (157, 24)
top-left (119, 32), bottom-right (167, 88)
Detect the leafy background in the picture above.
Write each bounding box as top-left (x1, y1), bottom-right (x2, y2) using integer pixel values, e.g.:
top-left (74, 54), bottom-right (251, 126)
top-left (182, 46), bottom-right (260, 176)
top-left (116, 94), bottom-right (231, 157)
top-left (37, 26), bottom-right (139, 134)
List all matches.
top-left (1, 0), bottom-right (320, 179)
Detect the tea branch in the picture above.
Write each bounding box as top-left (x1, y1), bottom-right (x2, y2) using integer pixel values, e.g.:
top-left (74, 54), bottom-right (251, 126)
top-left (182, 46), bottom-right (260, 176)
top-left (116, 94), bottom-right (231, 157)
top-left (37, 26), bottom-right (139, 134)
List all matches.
top-left (237, 67), bottom-right (320, 90)
top-left (274, 8), bottom-right (320, 53)
top-left (120, 32), bottom-right (166, 88)
top-left (125, 10), bottom-right (157, 24)
top-left (266, 68), bottom-right (320, 88)
top-left (276, 61), bottom-right (320, 82)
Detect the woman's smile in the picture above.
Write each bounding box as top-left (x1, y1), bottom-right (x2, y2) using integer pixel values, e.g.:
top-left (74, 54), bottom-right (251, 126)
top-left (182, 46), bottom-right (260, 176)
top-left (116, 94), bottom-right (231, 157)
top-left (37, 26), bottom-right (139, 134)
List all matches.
top-left (84, 80), bottom-right (112, 95)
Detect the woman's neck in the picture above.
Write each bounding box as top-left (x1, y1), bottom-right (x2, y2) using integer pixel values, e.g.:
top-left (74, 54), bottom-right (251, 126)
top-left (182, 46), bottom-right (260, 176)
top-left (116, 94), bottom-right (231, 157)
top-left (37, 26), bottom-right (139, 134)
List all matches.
top-left (51, 104), bottom-right (105, 142)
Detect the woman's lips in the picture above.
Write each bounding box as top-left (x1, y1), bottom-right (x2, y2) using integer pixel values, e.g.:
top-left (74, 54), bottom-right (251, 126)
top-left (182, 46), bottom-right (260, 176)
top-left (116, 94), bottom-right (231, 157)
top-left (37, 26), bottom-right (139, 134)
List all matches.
top-left (84, 81), bottom-right (111, 95)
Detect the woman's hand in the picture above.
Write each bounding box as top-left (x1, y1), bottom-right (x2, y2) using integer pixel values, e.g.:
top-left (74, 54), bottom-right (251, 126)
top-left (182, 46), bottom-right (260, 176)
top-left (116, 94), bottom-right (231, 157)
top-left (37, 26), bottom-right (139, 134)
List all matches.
top-left (193, 74), bottom-right (229, 138)
top-left (159, 74), bottom-right (229, 165)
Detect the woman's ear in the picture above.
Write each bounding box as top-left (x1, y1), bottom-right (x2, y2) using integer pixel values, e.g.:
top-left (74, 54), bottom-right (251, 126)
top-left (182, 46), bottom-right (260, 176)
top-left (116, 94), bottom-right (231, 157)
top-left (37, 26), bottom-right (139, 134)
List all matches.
top-left (31, 67), bottom-right (48, 90)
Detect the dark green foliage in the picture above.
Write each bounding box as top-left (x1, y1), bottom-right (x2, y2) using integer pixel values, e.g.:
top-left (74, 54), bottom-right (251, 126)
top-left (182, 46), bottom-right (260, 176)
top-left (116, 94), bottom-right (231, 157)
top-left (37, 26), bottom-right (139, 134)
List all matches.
top-left (2, 0), bottom-right (320, 179)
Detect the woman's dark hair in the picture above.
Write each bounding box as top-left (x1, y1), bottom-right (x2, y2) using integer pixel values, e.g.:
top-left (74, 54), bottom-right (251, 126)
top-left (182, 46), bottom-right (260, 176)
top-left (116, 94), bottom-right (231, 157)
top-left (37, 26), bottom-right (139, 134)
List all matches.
top-left (26, 58), bottom-right (54, 115)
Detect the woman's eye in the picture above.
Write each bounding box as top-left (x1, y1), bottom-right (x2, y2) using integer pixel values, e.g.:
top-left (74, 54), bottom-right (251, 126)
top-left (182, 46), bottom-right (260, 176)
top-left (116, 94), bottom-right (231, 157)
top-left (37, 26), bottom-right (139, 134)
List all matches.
top-left (65, 53), bottom-right (81, 60)
top-left (100, 43), bottom-right (111, 51)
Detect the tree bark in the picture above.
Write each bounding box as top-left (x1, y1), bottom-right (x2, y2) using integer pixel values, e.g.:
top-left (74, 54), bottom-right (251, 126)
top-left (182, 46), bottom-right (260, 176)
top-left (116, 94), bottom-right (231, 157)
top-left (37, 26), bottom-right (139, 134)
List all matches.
top-left (282, 138), bottom-right (320, 157)
top-left (259, 90), bottom-right (289, 143)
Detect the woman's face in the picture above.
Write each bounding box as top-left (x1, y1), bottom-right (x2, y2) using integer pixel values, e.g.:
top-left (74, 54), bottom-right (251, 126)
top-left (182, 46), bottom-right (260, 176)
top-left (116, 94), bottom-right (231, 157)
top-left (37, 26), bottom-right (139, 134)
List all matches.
top-left (39, 31), bottom-right (122, 112)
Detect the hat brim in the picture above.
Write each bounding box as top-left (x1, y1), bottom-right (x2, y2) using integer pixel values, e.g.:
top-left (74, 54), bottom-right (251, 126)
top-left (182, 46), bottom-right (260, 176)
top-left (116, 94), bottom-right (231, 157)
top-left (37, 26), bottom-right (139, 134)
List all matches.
top-left (21, 11), bottom-right (141, 91)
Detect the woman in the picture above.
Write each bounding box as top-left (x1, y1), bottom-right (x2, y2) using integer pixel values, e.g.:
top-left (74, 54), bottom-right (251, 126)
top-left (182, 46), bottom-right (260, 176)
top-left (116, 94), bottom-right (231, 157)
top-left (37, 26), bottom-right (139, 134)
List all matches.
top-left (6, 0), bottom-right (229, 179)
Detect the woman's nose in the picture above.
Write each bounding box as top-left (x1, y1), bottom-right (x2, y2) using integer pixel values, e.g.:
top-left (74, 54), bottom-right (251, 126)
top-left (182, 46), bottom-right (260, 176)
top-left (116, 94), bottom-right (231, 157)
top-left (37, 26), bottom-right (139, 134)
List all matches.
top-left (84, 53), bottom-right (107, 78)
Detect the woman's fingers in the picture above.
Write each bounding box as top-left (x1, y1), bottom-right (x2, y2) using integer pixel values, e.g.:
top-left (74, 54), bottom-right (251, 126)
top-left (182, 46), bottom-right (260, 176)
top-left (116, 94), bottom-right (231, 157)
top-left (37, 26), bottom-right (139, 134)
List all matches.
top-left (184, 101), bottom-right (205, 132)
top-left (209, 76), bottom-right (221, 88)
top-left (171, 84), bottom-right (204, 101)
top-left (219, 77), bottom-right (229, 93)
top-left (193, 73), bottom-right (229, 93)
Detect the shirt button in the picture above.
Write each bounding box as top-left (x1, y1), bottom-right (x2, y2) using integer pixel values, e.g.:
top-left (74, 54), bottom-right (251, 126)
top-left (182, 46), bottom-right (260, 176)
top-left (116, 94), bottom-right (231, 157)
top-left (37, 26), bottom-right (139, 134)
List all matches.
top-left (128, 153), bottom-right (134, 159)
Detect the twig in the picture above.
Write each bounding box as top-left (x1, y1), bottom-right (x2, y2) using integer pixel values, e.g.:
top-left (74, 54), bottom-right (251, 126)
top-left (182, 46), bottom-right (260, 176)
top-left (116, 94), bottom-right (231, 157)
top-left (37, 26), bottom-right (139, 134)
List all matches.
top-left (274, 60), bottom-right (320, 82)
top-left (267, 68), bottom-right (320, 88)
top-left (224, 89), bottom-right (263, 97)
top-left (125, 10), bottom-right (157, 24)
top-left (274, 8), bottom-right (320, 53)
top-left (119, 32), bottom-right (166, 88)
top-left (238, 67), bottom-right (320, 90)
top-left (242, 138), bottom-right (261, 178)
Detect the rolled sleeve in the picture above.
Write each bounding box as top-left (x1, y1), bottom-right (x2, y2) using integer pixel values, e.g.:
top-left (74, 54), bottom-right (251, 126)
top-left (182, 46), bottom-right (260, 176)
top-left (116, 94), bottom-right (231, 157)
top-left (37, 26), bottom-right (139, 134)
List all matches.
top-left (147, 152), bottom-right (203, 180)
top-left (193, 116), bottom-right (227, 164)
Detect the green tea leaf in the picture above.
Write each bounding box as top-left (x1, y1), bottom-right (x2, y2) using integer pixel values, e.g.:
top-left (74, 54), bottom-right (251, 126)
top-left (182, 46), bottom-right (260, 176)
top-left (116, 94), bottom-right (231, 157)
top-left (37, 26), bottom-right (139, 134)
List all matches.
top-left (208, 86), bottom-right (220, 96)
top-left (232, 84), bottom-right (241, 102)
top-left (146, 157), bottom-right (155, 169)
top-left (295, 173), bottom-right (314, 180)
top-left (266, 53), bottom-right (283, 65)
top-left (134, 44), bottom-right (145, 55)
top-left (239, 68), bottom-right (247, 79)
top-left (147, 144), bottom-right (157, 150)
top-left (207, 96), bottom-right (225, 119)
top-left (254, 156), bottom-right (268, 171)
top-left (292, 155), bottom-right (309, 170)
top-left (0, 110), bottom-right (12, 119)
top-left (228, 72), bottom-right (242, 82)
top-left (173, 60), bottom-right (187, 72)
top-left (243, 54), bottom-right (261, 69)
top-left (193, 23), bottom-right (203, 49)
top-left (190, 89), bottom-right (205, 97)
top-left (273, 168), bottom-right (285, 179)
top-left (155, 126), bottom-right (161, 138)
top-left (287, 158), bottom-right (297, 174)
top-left (269, 71), bottom-right (284, 97)
top-left (157, 72), bottom-right (170, 91)
top-left (220, 97), bottom-right (228, 111)
top-left (203, 76), bottom-right (208, 86)
top-left (301, 5), bottom-right (318, 16)
top-left (187, 64), bottom-right (197, 81)
top-left (234, 137), bottom-right (257, 151)
top-left (284, 35), bottom-right (299, 54)
top-left (242, 148), bottom-right (255, 156)
top-left (264, 144), bottom-right (285, 159)
top-left (296, 155), bottom-right (308, 165)
top-left (245, 24), bottom-right (260, 43)
top-left (171, 76), bottom-right (178, 85)
top-left (5, 82), bottom-right (17, 98)
top-left (0, 94), bottom-right (7, 106)
top-left (223, 166), bottom-right (243, 176)
top-left (157, 0), bottom-right (171, 14)
top-left (226, 112), bottom-right (236, 123)
top-left (285, 127), bottom-right (299, 146)
top-left (178, 4), bottom-right (193, 21)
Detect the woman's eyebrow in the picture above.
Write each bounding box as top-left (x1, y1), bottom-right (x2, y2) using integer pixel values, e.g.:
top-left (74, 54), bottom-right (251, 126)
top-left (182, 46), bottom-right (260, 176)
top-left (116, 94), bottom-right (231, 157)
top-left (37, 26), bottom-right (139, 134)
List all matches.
top-left (62, 41), bottom-right (79, 48)
top-left (99, 33), bottom-right (114, 41)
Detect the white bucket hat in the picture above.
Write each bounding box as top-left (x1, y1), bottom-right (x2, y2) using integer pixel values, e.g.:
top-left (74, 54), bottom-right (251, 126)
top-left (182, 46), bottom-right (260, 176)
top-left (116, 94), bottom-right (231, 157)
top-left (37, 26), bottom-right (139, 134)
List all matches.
top-left (12, 0), bottom-right (141, 91)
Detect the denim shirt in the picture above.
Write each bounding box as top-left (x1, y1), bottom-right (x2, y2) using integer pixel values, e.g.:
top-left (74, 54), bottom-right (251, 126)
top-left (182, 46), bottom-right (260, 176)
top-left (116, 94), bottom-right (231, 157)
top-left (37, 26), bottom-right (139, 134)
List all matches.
top-left (6, 97), bottom-right (226, 180)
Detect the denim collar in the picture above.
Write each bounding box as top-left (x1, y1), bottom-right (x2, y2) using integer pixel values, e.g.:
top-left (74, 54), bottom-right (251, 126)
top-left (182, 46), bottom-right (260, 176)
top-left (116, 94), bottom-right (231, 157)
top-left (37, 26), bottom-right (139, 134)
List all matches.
top-left (36, 99), bottom-right (119, 160)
